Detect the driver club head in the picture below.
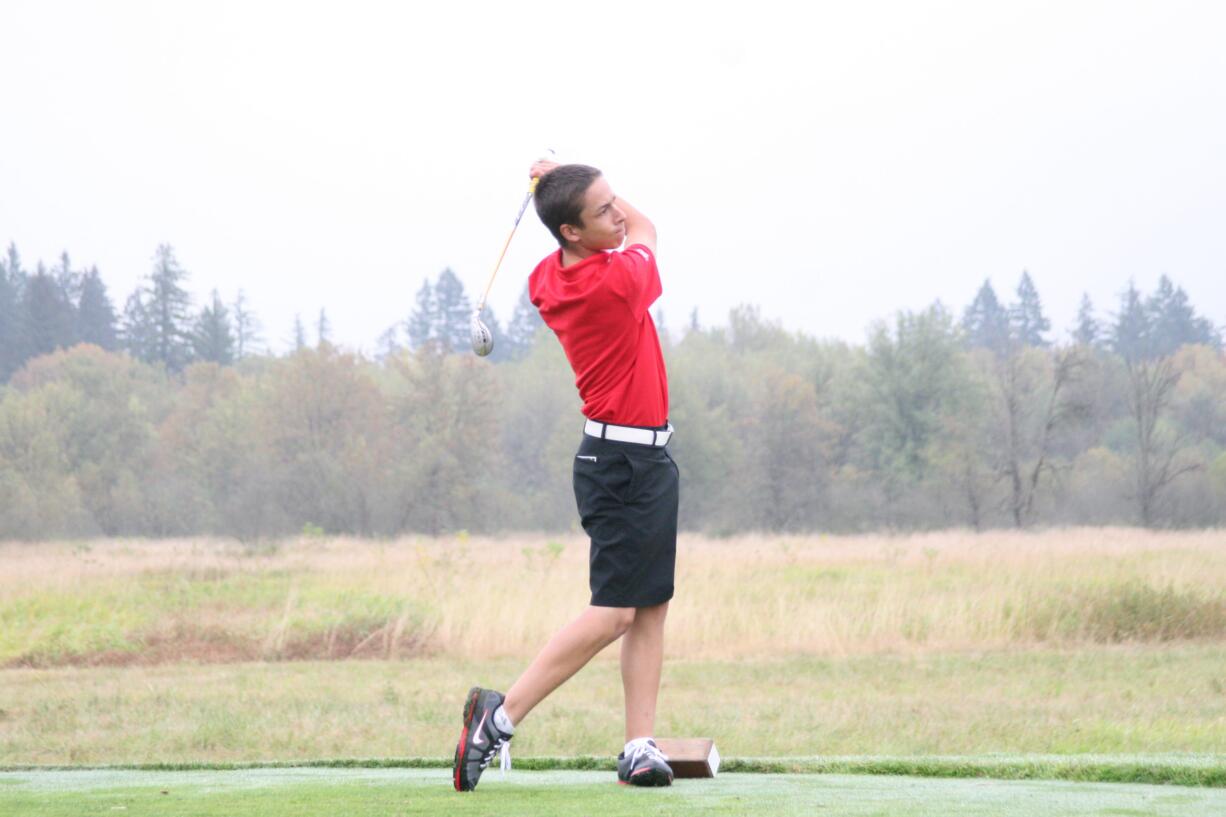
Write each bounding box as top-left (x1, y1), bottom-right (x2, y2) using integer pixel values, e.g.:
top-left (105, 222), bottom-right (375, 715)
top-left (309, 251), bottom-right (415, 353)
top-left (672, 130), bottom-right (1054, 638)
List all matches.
top-left (470, 311), bottom-right (494, 357)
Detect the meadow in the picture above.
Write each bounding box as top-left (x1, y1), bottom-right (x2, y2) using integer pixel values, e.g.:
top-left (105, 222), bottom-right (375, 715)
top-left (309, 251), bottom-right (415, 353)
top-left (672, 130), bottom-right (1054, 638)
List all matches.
top-left (2, 529), bottom-right (1224, 771)
top-left (4, 528), bottom-right (1226, 666)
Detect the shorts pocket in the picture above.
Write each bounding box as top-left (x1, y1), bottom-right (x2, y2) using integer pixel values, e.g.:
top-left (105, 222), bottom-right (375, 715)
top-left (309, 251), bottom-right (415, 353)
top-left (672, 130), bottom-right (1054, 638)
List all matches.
top-left (663, 449), bottom-right (680, 479)
top-left (574, 450), bottom-right (637, 506)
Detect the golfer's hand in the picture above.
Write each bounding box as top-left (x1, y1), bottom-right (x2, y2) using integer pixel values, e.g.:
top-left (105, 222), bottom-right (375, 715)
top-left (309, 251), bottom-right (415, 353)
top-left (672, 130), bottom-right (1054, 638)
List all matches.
top-left (529, 159), bottom-right (559, 179)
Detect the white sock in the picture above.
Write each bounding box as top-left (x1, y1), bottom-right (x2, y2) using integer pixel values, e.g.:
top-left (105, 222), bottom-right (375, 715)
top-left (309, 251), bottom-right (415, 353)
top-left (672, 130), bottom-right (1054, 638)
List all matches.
top-left (493, 704), bottom-right (515, 735)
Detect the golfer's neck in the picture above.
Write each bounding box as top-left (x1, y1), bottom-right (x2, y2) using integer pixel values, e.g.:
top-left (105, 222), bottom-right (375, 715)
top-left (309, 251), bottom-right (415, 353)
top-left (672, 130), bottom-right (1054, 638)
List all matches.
top-left (561, 243), bottom-right (599, 267)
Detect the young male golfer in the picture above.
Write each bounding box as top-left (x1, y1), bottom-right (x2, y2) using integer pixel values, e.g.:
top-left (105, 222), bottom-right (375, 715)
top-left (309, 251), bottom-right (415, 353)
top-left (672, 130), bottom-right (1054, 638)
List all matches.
top-left (453, 160), bottom-right (679, 791)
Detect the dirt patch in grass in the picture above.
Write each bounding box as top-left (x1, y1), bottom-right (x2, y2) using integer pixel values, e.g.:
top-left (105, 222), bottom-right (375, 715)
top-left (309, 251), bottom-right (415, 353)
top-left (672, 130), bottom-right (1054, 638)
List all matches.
top-left (3, 620), bottom-right (431, 668)
top-left (6, 530), bottom-right (1226, 665)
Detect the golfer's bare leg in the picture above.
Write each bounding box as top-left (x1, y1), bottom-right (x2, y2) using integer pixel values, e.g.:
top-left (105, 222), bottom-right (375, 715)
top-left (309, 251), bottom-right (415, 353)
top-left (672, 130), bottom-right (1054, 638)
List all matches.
top-left (620, 601), bottom-right (669, 742)
top-left (503, 605), bottom-right (635, 725)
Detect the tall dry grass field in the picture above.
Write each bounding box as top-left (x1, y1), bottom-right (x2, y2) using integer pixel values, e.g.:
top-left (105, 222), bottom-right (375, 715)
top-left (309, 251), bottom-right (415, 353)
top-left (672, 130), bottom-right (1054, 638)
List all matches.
top-left (2, 528), bottom-right (1224, 666)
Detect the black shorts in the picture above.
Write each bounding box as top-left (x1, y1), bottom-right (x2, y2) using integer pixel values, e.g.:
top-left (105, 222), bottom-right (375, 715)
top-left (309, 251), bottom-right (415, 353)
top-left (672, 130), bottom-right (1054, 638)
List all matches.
top-left (572, 428), bottom-right (679, 609)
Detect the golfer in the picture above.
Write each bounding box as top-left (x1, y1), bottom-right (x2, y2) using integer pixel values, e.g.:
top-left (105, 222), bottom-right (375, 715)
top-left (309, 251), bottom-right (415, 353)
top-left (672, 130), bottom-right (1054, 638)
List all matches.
top-left (454, 159), bottom-right (679, 791)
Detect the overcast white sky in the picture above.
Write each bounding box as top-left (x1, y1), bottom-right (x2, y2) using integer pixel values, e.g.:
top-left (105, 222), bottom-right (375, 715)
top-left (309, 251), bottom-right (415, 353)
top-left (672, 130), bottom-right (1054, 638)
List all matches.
top-left (2, 0), bottom-right (1224, 354)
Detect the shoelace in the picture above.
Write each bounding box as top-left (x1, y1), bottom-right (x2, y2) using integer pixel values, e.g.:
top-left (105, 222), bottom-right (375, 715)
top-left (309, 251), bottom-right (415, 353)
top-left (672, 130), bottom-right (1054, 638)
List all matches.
top-left (628, 740), bottom-right (669, 770)
top-left (478, 735), bottom-right (513, 778)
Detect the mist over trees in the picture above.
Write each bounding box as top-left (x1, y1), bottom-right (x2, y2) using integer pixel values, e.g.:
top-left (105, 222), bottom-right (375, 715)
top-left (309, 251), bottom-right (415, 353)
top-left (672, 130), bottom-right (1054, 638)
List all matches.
top-left (1, 239), bottom-right (1224, 540)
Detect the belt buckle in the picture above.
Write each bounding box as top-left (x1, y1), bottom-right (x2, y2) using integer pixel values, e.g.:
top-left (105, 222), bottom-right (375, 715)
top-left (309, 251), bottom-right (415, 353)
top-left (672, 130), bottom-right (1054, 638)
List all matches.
top-left (653, 425), bottom-right (672, 447)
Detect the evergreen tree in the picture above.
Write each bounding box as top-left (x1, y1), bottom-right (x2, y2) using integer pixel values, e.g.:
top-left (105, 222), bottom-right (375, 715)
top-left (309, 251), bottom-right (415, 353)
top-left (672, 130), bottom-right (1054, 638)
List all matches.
top-left (1147, 275), bottom-right (1219, 355)
top-left (1110, 281), bottom-right (1151, 362)
top-left (293, 313), bottom-right (307, 351)
top-left (121, 291), bottom-right (157, 362)
top-left (24, 262), bottom-right (77, 358)
top-left (77, 265), bottom-right (119, 350)
top-left (1072, 292), bottom-right (1099, 347)
top-left (505, 282), bottom-right (544, 358)
top-left (0, 253), bottom-right (10, 327)
top-left (433, 267), bottom-right (472, 353)
top-left (191, 289), bottom-right (236, 364)
top-left (961, 279), bottom-right (1010, 354)
top-left (0, 244), bottom-right (26, 379)
top-left (231, 289), bottom-right (262, 359)
top-left (49, 252), bottom-right (83, 347)
top-left (139, 244), bottom-right (195, 371)
top-left (53, 251), bottom-right (83, 325)
top-left (687, 307), bottom-right (701, 335)
top-left (406, 279), bottom-right (437, 351)
top-left (317, 307), bottom-right (331, 348)
top-left (1009, 270), bottom-right (1050, 347)
top-left (3, 243), bottom-right (27, 300)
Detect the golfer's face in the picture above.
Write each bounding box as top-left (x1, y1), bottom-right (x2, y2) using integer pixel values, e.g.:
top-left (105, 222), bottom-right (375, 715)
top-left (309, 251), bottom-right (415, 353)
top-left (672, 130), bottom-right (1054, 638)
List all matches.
top-left (574, 177), bottom-right (626, 251)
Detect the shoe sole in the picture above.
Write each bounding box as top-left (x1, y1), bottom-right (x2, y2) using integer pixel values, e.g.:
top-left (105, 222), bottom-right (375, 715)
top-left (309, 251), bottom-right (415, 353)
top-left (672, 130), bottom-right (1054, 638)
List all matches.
top-left (453, 687), bottom-right (481, 792)
top-left (620, 766), bottom-right (673, 787)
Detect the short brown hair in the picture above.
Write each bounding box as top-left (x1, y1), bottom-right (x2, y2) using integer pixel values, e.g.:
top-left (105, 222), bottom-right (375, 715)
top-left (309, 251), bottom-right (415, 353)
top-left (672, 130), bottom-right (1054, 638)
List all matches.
top-left (533, 164), bottom-right (602, 247)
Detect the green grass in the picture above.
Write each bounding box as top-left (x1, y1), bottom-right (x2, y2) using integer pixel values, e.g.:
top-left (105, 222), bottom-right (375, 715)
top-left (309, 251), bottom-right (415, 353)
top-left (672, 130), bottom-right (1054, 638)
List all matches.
top-left (4, 533), bottom-right (1226, 810)
top-left (7, 754), bottom-right (1226, 787)
top-left (6, 531), bottom-right (1226, 666)
top-left (0, 570), bottom-right (425, 666)
top-left (3, 768), bottom-right (1226, 816)
top-left (1033, 580), bottom-right (1226, 642)
top-left (3, 647), bottom-right (1225, 765)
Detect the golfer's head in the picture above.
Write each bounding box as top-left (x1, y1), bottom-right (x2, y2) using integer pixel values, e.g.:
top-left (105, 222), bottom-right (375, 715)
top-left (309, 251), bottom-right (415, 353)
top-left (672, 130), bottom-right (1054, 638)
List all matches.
top-left (535, 164), bottom-right (626, 252)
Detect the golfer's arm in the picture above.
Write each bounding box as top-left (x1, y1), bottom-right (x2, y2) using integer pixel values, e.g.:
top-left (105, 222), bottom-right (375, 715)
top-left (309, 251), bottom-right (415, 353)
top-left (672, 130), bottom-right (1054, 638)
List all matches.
top-left (617, 197), bottom-right (657, 255)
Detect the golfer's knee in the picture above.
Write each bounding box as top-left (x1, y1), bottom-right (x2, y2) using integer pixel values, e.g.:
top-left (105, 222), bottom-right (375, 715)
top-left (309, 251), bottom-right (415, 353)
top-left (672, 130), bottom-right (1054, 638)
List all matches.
top-left (605, 607), bottom-right (636, 638)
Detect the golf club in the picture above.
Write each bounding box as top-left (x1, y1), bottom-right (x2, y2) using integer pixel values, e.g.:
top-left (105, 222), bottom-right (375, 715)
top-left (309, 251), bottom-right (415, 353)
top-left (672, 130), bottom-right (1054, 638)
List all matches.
top-left (471, 150), bottom-right (555, 356)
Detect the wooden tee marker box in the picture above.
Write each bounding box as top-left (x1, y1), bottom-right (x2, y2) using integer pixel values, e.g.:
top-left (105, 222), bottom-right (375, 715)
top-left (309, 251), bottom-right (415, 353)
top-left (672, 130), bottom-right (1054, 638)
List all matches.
top-left (655, 738), bottom-right (720, 778)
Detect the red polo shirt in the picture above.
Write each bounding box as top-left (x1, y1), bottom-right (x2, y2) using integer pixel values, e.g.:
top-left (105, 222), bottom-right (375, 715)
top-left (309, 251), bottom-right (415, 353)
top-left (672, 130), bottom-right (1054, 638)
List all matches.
top-left (528, 244), bottom-right (669, 427)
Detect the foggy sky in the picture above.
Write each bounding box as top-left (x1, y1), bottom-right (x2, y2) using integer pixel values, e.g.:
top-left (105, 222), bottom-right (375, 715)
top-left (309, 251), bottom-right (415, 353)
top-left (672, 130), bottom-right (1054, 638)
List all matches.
top-left (2, 0), bottom-right (1224, 354)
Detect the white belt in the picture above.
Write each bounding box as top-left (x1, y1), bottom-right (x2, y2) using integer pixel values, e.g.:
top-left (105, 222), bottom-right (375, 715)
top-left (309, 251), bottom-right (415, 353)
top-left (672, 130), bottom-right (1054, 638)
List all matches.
top-left (584, 419), bottom-right (674, 447)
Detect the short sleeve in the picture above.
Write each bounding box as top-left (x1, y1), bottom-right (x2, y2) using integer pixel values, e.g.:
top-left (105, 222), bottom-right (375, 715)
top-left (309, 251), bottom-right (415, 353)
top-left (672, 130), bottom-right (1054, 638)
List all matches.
top-left (528, 267), bottom-right (544, 309)
top-left (607, 244), bottom-right (662, 323)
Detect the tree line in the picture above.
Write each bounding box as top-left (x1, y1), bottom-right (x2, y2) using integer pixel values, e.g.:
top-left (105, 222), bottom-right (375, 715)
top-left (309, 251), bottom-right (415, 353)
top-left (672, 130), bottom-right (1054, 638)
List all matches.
top-left (0, 243), bottom-right (1223, 539)
top-left (0, 242), bottom-right (546, 382)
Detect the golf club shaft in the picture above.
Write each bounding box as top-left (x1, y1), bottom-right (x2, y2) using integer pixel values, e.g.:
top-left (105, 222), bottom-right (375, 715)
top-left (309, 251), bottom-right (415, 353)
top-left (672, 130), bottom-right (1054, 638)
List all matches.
top-left (476, 177), bottom-right (539, 313)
